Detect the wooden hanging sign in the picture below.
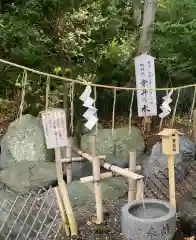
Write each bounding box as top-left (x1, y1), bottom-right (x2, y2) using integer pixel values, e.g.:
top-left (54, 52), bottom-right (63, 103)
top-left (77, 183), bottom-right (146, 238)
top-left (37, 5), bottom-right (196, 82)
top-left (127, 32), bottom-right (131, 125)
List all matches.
top-left (157, 128), bottom-right (183, 155)
top-left (41, 108), bottom-right (68, 149)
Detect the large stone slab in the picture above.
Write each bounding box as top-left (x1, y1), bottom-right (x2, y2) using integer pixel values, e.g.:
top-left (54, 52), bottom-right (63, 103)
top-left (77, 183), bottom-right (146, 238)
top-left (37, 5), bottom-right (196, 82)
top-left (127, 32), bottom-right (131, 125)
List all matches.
top-left (0, 114), bottom-right (54, 168)
top-left (81, 126), bottom-right (145, 165)
top-left (0, 161), bottom-right (57, 193)
top-left (68, 177), bottom-right (127, 205)
top-left (44, 177), bottom-right (127, 208)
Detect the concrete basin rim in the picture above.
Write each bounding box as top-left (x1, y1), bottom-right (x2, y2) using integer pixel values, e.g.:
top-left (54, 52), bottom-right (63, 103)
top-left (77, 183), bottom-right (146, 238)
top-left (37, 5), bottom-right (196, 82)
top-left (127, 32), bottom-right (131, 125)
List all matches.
top-left (122, 199), bottom-right (176, 223)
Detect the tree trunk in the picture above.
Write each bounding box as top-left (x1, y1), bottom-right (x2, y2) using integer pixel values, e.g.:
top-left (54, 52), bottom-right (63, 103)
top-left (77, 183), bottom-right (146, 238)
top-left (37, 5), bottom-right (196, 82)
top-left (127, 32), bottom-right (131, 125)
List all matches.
top-left (137, 0), bottom-right (157, 133)
top-left (133, 0), bottom-right (142, 26)
top-left (138, 0), bottom-right (157, 54)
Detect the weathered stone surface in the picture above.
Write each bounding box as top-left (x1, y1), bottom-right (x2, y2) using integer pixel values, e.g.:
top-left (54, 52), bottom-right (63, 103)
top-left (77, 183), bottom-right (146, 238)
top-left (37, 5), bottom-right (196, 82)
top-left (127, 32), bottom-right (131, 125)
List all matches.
top-left (0, 114), bottom-right (54, 168)
top-left (141, 135), bottom-right (195, 178)
top-left (0, 161), bottom-right (57, 193)
top-left (45, 177), bottom-right (127, 208)
top-left (81, 126), bottom-right (145, 161)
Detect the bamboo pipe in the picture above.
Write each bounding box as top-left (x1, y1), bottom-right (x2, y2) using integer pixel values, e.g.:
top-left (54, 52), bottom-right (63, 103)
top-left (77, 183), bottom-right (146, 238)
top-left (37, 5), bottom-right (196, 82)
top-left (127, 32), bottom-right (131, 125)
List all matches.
top-left (61, 155), bottom-right (106, 163)
top-left (128, 152), bottom-right (137, 202)
top-left (80, 166), bottom-right (141, 183)
top-left (72, 148), bottom-right (144, 180)
top-left (136, 179), bottom-right (145, 200)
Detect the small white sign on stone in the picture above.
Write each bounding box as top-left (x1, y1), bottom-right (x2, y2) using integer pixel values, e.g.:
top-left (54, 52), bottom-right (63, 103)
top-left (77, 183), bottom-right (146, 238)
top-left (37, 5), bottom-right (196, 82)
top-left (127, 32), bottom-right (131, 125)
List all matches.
top-left (41, 108), bottom-right (68, 149)
top-left (134, 53), bottom-right (157, 117)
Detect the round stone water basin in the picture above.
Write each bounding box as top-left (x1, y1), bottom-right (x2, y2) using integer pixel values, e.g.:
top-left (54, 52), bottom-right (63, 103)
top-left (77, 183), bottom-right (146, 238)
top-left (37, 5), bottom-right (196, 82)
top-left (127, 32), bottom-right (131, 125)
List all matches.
top-left (121, 199), bottom-right (176, 240)
top-left (129, 201), bottom-right (169, 219)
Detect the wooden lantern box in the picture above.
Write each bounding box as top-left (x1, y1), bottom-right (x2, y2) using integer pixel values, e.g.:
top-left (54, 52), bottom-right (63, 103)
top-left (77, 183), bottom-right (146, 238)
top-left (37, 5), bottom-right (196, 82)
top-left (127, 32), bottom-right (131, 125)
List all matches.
top-left (157, 128), bottom-right (183, 155)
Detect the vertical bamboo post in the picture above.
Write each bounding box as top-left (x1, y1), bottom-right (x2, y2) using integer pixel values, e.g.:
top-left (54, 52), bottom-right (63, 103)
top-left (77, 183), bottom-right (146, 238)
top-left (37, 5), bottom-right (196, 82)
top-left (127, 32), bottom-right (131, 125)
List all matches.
top-left (92, 135), bottom-right (103, 224)
top-left (55, 148), bottom-right (77, 236)
top-left (128, 152), bottom-right (137, 202)
top-left (168, 154), bottom-right (176, 208)
top-left (54, 187), bottom-right (70, 237)
top-left (66, 144), bottom-right (72, 183)
top-left (55, 147), bottom-right (64, 183)
top-left (136, 179), bottom-right (144, 200)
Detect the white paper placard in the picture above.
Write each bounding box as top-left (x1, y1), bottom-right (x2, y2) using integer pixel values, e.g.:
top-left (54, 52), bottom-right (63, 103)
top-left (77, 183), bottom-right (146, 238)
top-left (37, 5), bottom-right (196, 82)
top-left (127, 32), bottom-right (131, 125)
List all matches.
top-left (41, 108), bottom-right (68, 149)
top-left (134, 53), bottom-right (157, 117)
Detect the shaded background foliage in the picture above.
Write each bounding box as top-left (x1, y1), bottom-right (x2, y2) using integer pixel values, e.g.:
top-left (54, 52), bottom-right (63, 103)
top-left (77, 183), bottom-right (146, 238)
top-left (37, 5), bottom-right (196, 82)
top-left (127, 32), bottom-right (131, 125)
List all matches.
top-left (0, 0), bottom-right (196, 118)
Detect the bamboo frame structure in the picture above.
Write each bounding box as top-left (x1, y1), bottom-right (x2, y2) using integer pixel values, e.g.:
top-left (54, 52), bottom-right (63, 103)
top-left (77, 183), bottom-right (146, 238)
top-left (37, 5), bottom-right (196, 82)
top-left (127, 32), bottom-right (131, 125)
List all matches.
top-left (72, 148), bottom-right (144, 180)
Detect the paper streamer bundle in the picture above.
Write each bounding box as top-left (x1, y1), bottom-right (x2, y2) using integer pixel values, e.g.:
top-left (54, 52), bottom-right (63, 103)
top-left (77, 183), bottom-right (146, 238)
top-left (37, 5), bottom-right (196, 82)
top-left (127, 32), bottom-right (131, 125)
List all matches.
top-left (79, 85), bottom-right (98, 130)
top-left (159, 90), bottom-right (173, 119)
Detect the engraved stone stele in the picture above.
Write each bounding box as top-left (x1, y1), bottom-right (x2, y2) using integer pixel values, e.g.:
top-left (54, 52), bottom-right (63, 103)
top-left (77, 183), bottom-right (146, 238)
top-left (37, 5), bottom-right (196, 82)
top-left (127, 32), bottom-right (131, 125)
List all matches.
top-left (121, 199), bottom-right (176, 240)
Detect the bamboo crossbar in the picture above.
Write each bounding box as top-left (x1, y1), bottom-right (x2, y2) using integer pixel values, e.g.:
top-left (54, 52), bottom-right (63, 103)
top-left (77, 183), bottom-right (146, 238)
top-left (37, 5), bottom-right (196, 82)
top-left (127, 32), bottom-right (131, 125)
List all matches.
top-left (61, 155), bottom-right (106, 163)
top-left (72, 148), bottom-right (144, 180)
top-left (80, 166), bottom-right (141, 183)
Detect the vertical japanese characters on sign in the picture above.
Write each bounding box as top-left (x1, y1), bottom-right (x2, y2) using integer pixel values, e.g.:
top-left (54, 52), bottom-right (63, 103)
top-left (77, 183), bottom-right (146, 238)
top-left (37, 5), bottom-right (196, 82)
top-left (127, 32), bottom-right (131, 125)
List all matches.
top-left (41, 108), bottom-right (68, 149)
top-left (134, 53), bottom-right (157, 117)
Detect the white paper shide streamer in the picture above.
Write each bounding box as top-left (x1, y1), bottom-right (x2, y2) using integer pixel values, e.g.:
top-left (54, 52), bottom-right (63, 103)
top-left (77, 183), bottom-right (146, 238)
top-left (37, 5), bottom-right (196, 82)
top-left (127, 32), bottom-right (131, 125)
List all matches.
top-left (79, 85), bottom-right (98, 130)
top-left (159, 90), bottom-right (173, 119)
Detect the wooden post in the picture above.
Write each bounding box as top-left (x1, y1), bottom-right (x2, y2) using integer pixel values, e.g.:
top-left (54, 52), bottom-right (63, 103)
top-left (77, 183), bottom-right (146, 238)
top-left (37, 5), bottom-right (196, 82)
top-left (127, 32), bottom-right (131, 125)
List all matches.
top-left (66, 145), bottom-right (72, 183)
top-left (168, 154), bottom-right (176, 208)
top-left (157, 128), bottom-right (183, 209)
top-left (92, 135), bottom-right (104, 224)
top-left (128, 152), bottom-right (137, 202)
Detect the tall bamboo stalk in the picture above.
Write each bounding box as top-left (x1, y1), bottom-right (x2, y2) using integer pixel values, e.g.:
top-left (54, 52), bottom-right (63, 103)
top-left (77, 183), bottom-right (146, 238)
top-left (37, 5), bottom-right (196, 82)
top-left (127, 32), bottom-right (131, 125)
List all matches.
top-left (55, 148), bottom-right (77, 236)
top-left (66, 145), bottom-right (72, 183)
top-left (92, 135), bottom-right (104, 224)
top-left (128, 152), bottom-right (137, 202)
